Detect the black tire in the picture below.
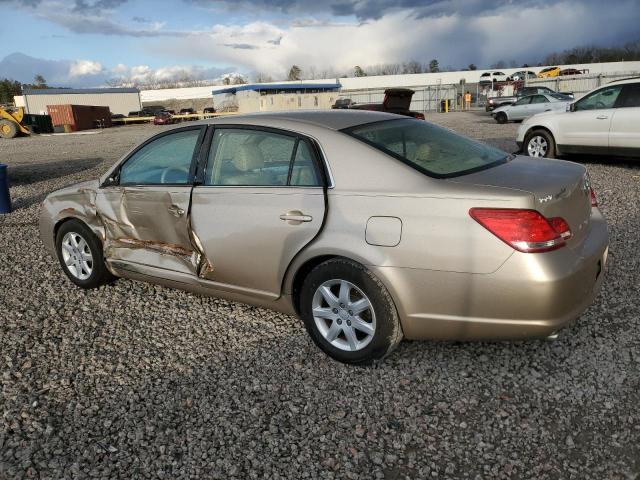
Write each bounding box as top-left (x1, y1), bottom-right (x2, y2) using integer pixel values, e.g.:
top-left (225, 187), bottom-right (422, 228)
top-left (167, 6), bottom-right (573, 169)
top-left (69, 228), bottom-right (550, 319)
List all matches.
top-left (55, 219), bottom-right (116, 289)
top-left (299, 258), bottom-right (403, 364)
top-left (0, 119), bottom-right (18, 139)
top-left (495, 112), bottom-right (508, 124)
top-left (524, 129), bottom-right (556, 158)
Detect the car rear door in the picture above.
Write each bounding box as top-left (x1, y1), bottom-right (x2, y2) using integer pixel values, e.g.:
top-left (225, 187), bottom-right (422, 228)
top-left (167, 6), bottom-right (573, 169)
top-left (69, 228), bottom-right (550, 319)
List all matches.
top-left (189, 126), bottom-right (326, 299)
top-left (609, 83), bottom-right (640, 154)
top-left (556, 84), bottom-right (623, 152)
top-left (95, 126), bottom-right (205, 276)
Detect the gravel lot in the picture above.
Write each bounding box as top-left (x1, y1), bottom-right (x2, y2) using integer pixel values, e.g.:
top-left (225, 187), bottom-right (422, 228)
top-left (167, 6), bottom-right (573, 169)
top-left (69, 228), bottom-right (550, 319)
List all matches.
top-left (1, 113), bottom-right (639, 479)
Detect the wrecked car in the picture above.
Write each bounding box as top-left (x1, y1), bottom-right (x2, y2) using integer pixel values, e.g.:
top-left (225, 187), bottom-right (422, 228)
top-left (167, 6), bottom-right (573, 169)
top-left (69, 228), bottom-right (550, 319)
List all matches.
top-left (40, 110), bottom-right (608, 364)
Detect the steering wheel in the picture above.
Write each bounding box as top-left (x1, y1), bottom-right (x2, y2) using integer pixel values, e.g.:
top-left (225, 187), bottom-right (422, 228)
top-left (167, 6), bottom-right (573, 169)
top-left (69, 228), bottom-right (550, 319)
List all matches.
top-left (160, 166), bottom-right (190, 184)
top-left (595, 101), bottom-right (606, 109)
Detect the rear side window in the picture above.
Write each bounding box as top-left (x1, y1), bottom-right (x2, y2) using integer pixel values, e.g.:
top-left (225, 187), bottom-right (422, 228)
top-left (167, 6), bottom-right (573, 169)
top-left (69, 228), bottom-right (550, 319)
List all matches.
top-left (204, 128), bottom-right (322, 187)
top-left (345, 119), bottom-right (509, 178)
top-left (615, 83), bottom-right (640, 108)
top-left (290, 141), bottom-right (321, 186)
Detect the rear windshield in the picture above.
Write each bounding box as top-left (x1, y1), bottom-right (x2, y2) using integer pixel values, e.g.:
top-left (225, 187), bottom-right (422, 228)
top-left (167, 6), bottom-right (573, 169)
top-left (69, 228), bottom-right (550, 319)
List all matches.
top-left (344, 118), bottom-right (510, 178)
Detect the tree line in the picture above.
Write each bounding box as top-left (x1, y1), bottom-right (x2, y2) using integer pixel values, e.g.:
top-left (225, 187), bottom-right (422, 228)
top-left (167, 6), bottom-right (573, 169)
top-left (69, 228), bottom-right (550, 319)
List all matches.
top-left (0, 74), bottom-right (48, 104)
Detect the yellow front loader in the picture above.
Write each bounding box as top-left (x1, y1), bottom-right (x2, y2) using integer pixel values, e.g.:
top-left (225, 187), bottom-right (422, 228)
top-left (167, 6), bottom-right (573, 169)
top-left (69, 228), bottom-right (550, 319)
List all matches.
top-left (0, 107), bottom-right (30, 139)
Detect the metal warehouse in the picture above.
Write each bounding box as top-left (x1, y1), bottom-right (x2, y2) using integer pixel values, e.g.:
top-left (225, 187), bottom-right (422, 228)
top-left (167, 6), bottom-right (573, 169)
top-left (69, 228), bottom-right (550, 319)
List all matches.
top-left (17, 87), bottom-right (142, 116)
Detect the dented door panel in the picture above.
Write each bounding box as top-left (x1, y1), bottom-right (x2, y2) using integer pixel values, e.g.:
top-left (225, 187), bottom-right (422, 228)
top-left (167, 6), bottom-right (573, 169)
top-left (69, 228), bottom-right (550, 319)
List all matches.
top-left (95, 186), bottom-right (198, 275)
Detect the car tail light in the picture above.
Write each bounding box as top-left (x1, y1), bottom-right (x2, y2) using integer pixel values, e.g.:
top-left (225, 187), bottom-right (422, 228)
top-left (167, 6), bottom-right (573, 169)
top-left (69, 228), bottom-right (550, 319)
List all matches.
top-left (548, 217), bottom-right (572, 240)
top-left (590, 187), bottom-right (598, 207)
top-left (414, 112), bottom-right (425, 120)
top-left (469, 208), bottom-right (569, 253)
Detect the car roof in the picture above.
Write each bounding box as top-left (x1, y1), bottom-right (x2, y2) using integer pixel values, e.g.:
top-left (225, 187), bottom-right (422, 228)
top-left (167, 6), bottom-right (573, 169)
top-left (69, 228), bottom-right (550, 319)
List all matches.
top-left (608, 76), bottom-right (640, 85)
top-left (197, 110), bottom-right (402, 131)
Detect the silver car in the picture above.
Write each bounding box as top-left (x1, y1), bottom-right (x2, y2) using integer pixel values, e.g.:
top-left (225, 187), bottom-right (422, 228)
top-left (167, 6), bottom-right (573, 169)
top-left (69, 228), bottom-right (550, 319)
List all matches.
top-left (39, 111), bottom-right (608, 364)
top-left (492, 93), bottom-right (573, 123)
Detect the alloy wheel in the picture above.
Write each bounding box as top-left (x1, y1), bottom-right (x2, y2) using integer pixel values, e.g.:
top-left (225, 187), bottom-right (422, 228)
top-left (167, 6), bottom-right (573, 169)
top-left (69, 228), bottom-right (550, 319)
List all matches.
top-left (527, 135), bottom-right (548, 157)
top-left (311, 279), bottom-right (376, 352)
top-left (61, 231), bottom-right (93, 280)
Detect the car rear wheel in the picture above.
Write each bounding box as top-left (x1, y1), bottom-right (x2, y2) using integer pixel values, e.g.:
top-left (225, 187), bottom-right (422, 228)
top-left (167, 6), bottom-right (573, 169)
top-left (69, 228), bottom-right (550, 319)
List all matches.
top-left (495, 112), bottom-right (508, 124)
top-left (300, 258), bottom-right (402, 364)
top-left (55, 219), bottom-right (115, 289)
top-left (525, 129), bottom-right (556, 158)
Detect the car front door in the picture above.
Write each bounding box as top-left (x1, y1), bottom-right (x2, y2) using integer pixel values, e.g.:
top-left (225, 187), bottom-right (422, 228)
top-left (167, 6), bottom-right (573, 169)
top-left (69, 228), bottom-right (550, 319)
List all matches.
top-left (609, 83), bottom-right (640, 154)
top-left (96, 126), bottom-right (205, 276)
top-left (556, 84), bottom-right (623, 152)
top-left (509, 96), bottom-right (533, 120)
top-left (190, 127), bottom-right (326, 299)
top-left (528, 95), bottom-right (552, 116)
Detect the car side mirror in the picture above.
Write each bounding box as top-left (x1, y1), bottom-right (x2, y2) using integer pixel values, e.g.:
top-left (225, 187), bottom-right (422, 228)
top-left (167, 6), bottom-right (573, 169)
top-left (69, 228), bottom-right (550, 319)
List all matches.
top-left (102, 174), bottom-right (118, 187)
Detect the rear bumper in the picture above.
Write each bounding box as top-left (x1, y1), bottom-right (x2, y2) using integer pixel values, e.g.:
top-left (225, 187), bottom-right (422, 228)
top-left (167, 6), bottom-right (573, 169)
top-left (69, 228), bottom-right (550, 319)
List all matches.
top-left (372, 210), bottom-right (609, 341)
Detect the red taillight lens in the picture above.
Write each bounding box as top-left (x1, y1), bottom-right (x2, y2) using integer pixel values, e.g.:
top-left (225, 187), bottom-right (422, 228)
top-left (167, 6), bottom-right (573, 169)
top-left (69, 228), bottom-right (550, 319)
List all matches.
top-left (590, 187), bottom-right (598, 207)
top-left (469, 208), bottom-right (568, 253)
top-left (548, 217), bottom-right (572, 240)
top-left (414, 112), bottom-right (425, 120)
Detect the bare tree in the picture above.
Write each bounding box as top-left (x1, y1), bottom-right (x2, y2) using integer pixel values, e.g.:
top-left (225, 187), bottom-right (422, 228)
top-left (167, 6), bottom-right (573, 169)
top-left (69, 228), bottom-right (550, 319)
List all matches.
top-left (402, 60), bottom-right (422, 74)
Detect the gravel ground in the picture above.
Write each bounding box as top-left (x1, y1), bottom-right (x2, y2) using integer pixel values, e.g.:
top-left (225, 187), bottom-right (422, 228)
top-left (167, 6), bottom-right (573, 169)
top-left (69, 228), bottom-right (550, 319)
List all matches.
top-left (1, 114), bottom-right (639, 479)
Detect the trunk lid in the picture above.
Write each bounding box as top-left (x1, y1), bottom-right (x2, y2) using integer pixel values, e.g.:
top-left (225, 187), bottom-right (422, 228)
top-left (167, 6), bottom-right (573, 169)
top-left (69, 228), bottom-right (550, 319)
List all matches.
top-left (449, 156), bottom-right (592, 247)
top-left (383, 88), bottom-right (414, 111)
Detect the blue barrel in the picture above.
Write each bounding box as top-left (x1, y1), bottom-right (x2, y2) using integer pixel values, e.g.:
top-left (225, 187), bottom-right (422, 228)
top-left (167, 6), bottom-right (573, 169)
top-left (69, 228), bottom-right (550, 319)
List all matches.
top-left (0, 164), bottom-right (11, 214)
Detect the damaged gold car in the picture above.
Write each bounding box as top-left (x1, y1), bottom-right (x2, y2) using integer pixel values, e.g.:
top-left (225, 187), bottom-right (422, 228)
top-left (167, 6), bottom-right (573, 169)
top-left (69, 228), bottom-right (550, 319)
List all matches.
top-left (40, 111), bottom-right (608, 364)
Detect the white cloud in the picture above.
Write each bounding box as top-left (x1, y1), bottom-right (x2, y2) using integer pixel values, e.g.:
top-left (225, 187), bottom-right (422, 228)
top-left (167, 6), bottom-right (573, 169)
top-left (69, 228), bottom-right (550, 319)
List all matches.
top-left (111, 63), bottom-right (128, 73)
top-left (69, 59), bottom-right (103, 77)
top-left (149, 0), bottom-right (640, 77)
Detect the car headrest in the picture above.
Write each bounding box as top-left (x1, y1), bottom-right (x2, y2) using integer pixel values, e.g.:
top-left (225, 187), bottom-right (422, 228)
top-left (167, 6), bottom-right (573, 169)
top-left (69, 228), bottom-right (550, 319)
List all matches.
top-left (414, 144), bottom-right (432, 163)
top-left (233, 144), bottom-right (264, 172)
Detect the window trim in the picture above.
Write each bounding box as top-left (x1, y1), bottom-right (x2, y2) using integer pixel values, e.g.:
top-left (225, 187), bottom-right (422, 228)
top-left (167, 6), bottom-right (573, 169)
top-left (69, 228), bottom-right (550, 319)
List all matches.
top-left (101, 125), bottom-right (207, 188)
top-left (341, 118), bottom-right (511, 180)
top-left (195, 124), bottom-right (329, 189)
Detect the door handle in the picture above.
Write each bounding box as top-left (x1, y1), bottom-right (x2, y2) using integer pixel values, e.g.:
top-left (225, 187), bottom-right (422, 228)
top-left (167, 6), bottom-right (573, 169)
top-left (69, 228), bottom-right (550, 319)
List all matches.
top-left (280, 210), bottom-right (312, 224)
top-left (168, 205), bottom-right (185, 217)
top-left (596, 115), bottom-right (609, 120)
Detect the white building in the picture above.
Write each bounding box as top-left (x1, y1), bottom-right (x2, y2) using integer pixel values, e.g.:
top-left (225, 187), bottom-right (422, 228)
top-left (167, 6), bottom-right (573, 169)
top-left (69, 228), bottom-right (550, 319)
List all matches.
top-left (212, 82), bottom-right (341, 113)
top-left (16, 87), bottom-right (142, 115)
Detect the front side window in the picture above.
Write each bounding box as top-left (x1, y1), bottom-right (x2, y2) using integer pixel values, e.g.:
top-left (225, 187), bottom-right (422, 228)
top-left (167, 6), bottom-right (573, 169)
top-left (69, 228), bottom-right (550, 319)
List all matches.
top-left (204, 128), bottom-right (321, 186)
top-left (531, 95), bottom-right (549, 104)
top-left (574, 85), bottom-right (623, 111)
top-left (514, 97), bottom-right (532, 106)
top-left (119, 128), bottom-right (201, 185)
top-left (346, 119), bottom-right (509, 178)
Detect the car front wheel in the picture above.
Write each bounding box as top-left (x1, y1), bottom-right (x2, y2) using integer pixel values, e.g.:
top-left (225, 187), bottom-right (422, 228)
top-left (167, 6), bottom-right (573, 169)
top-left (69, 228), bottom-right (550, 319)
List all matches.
top-left (525, 129), bottom-right (556, 158)
top-left (55, 219), bottom-right (116, 289)
top-left (300, 258), bottom-right (403, 364)
top-left (495, 112), bottom-right (508, 124)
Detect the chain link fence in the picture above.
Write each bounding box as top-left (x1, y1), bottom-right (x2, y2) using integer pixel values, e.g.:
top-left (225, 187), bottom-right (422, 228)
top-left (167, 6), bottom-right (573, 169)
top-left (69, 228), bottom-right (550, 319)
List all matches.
top-left (524, 71), bottom-right (639, 98)
top-left (337, 84), bottom-right (465, 112)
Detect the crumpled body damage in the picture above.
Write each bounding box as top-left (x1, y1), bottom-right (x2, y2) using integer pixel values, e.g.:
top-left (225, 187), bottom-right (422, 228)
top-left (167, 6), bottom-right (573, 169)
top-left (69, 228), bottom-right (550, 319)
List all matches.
top-left (40, 182), bottom-right (214, 279)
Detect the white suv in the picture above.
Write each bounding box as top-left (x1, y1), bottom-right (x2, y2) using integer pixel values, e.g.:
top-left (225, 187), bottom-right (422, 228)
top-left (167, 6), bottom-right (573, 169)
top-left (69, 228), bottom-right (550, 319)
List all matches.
top-left (516, 78), bottom-right (640, 158)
